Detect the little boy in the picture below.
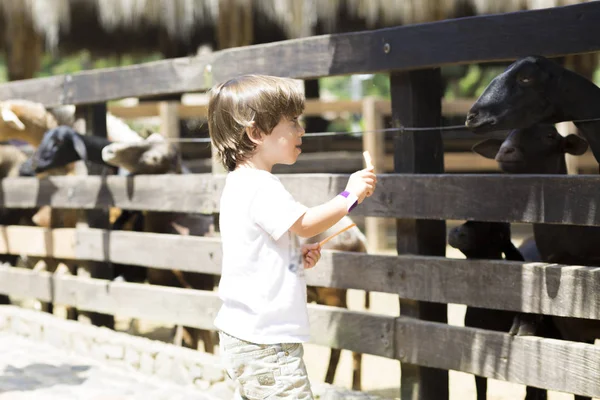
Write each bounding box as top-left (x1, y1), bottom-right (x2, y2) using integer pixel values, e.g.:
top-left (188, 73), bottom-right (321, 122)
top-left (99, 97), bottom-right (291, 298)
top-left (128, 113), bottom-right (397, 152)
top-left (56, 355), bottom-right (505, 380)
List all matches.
top-left (208, 74), bottom-right (377, 399)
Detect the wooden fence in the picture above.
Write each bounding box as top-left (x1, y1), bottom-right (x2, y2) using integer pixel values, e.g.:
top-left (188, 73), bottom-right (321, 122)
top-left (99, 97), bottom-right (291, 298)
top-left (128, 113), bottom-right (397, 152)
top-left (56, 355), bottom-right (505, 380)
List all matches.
top-left (1, 2), bottom-right (600, 399)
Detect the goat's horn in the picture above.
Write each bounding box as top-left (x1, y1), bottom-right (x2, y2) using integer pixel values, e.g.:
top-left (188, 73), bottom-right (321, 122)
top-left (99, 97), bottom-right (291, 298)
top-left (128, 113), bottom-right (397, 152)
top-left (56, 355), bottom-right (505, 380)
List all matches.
top-left (1, 107), bottom-right (25, 130)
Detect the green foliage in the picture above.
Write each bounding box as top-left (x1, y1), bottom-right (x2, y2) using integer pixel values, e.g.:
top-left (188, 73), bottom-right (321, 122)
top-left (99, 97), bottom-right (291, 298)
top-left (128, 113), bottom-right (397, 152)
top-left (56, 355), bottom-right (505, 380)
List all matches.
top-left (362, 74), bottom-right (390, 98)
top-left (319, 76), bottom-right (352, 99)
top-left (34, 50), bottom-right (163, 79)
top-left (327, 117), bottom-right (353, 134)
top-left (319, 73), bottom-right (390, 100)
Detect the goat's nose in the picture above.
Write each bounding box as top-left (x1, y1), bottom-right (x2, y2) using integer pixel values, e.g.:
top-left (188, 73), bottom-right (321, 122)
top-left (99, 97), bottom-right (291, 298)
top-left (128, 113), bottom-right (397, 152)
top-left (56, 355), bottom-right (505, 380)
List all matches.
top-left (503, 147), bottom-right (516, 154)
top-left (466, 112), bottom-right (478, 122)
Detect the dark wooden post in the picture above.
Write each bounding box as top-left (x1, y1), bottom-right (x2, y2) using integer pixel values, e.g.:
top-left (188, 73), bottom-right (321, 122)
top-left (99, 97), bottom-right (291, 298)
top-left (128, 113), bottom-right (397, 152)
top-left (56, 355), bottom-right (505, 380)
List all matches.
top-left (75, 103), bottom-right (114, 329)
top-left (390, 69), bottom-right (448, 400)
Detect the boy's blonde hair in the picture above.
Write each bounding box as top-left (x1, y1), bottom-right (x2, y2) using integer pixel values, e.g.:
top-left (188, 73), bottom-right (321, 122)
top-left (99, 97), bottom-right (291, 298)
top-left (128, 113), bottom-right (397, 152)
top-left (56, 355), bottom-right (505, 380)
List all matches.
top-left (208, 74), bottom-right (305, 171)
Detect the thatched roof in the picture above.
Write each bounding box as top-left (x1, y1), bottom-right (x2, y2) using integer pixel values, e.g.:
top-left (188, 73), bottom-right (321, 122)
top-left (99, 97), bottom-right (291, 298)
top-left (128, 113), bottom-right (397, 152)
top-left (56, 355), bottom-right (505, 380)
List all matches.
top-left (470, 0), bottom-right (592, 14)
top-left (0, 0), bottom-right (588, 56)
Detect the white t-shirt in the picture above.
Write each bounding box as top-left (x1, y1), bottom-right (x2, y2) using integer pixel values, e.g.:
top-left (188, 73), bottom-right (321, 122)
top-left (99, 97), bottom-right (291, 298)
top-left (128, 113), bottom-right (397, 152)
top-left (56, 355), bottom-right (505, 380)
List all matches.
top-left (213, 168), bottom-right (310, 344)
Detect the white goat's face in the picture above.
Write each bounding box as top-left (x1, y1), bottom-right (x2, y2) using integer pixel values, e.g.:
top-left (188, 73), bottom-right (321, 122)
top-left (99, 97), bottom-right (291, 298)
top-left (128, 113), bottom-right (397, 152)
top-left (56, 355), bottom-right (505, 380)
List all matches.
top-left (102, 140), bottom-right (180, 174)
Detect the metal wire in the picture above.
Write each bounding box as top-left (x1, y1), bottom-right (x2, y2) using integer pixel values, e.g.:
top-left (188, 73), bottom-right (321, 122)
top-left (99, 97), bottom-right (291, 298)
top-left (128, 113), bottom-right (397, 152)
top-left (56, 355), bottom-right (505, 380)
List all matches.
top-left (153, 124), bottom-right (471, 144)
top-left (116, 116), bottom-right (600, 144)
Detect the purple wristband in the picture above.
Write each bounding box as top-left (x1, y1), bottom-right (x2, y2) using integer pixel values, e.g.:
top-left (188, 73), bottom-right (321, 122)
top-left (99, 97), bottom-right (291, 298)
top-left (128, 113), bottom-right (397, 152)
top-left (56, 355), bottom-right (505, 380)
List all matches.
top-left (339, 190), bottom-right (358, 212)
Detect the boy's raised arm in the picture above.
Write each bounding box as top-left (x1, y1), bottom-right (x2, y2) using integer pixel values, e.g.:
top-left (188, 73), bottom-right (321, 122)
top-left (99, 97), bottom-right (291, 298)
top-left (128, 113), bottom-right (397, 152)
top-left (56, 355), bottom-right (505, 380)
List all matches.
top-left (289, 166), bottom-right (376, 238)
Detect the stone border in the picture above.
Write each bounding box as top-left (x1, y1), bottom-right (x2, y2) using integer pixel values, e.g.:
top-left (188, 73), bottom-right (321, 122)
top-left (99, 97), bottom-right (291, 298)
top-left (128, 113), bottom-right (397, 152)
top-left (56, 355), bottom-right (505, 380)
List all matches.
top-left (0, 305), bottom-right (390, 399)
top-left (0, 305), bottom-right (225, 393)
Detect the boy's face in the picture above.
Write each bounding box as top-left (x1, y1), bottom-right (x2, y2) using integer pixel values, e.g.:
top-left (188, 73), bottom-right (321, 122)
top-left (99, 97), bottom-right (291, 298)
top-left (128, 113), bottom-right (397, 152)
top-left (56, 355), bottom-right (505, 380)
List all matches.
top-left (262, 115), bottom-right (305, 166)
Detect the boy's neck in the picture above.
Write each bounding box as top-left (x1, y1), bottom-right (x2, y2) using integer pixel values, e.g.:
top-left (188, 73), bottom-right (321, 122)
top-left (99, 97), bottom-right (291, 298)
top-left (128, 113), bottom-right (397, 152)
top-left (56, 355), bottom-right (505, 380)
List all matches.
top-left (236, 152), bottom-right (274, 172)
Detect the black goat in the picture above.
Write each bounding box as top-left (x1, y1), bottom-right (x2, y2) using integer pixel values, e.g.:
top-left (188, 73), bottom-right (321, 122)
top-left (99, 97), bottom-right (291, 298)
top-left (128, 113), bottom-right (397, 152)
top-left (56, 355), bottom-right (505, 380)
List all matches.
top-left (30, 125), bottom-right (116, 174)
top-left (466, 55), bottom-right (600, 167)
top-left (473, 125), bottom-right (596, 400)
top-left (448, 221), bottom-right (552, 400)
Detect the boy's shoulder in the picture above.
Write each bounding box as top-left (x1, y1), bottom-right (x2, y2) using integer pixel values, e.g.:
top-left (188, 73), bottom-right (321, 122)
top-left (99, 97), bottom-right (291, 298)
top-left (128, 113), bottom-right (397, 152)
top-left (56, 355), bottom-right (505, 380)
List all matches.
top-left (222, 169), bottom-right (284, 200)
top-left (226, 168), bottom-right (281, 186)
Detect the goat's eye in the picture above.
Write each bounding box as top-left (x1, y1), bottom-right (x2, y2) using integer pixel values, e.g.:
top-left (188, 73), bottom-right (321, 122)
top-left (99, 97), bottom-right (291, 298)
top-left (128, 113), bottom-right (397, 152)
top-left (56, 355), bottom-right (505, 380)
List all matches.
top-left (517, 75), bottom-right (533, 85)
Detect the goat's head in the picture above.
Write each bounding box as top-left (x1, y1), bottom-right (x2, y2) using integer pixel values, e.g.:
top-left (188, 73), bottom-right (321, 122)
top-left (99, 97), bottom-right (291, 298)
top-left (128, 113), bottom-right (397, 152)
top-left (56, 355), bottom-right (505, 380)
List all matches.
top-left (448, 221), bottom-right (511, 259)
top-left (466, 56), bottom-right (564, 132)
top-left (102, 133), bottom-right (181, 174)
top-left (31, 126), bottom-right (87, 173)
top-left (472, 124), bottom-right (588, 174)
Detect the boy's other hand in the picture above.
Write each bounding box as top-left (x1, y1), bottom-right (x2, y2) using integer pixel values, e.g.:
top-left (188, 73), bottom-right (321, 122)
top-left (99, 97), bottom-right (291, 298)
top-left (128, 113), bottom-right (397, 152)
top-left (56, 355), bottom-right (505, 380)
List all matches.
top-left (345, 166), bottom-right (377, 203)
top-left (302, 243), bottom-right (321, 269)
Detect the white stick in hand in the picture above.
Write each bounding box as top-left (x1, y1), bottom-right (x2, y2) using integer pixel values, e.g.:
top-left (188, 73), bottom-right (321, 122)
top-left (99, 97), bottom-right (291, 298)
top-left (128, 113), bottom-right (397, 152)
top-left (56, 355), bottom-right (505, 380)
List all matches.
top-left (363, 150), bottom-right (373, 169)
top-left (363, 150), bottom-right (374, 197)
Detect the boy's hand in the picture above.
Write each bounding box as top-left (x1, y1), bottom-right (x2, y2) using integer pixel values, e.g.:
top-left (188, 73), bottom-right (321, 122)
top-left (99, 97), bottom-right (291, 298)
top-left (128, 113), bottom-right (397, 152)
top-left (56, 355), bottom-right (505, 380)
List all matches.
top-left (345, 166), bottom-right (377, 204)
top-left (302, 243), bottom-right (321, 269)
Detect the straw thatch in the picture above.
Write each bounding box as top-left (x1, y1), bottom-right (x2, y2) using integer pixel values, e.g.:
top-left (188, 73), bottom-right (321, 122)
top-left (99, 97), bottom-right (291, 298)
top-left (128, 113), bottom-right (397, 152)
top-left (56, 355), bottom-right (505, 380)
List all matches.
top-left (0, 0), bottom-right (593, 81)
top-left (1, 0), bottom-right (589, 52)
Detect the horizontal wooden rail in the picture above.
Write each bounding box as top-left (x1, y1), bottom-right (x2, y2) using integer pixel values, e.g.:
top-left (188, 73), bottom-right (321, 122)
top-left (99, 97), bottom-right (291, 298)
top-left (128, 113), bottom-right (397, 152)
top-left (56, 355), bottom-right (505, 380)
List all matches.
top-left (0, 3), bottom-right (599, 106)
top-left (191, 151), bottom-right (595, 174)
top-left (1, 265), bottom-right (598, 398)
top-left (3, 174), bottom-right (600, 226)
top-left (0, 266), bottom-right (394, 358)
top-left (2, 226), bottom-right (600, 320)
top-left (108, 98), bottom-right (475, 119)
top-left (396, 318), bottom-right (600, 398)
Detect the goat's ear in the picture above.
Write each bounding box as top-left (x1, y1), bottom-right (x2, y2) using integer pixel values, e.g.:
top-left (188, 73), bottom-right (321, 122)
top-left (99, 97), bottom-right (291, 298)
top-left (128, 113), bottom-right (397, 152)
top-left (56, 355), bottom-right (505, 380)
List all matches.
top-left (71, 133), bottom-right (88, 161)
top-left (1, 108), bottom-right (25, 130)
top-left (471, 139), bottom-right (502, 159)
top-left (563, 134), bottom-right (588, 156)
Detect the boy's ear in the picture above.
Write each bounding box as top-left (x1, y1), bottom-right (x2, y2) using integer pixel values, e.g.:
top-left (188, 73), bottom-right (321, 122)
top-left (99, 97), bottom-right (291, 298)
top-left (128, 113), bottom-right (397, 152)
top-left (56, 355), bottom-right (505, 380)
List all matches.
top-left (245, 123), bottom-right (264, 145)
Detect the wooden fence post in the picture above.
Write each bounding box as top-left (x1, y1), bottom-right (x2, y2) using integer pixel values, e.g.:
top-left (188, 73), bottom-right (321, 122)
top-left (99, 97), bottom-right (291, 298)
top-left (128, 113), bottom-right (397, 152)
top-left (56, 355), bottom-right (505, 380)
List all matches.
top-left (75, 103), bottom-right (114, 329)
top-left (159, 101), bottom-right (180, 150)
top-left (362, 96), bottom-right (387, 251)
top-left (390, 69), bottom-right (448, 400)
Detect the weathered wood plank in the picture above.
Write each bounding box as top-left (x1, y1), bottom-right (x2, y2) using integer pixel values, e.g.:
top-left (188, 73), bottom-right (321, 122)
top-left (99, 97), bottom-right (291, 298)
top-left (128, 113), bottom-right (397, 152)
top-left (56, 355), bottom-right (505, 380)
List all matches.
top-left (0, 266), bottom-right (53, 302)
top-left (190, 151), bottom-right (504, 174)
top-left (0, 266), bottom-right (394, 358)
top-left (67, 56), bottom-right (213, 107)
top-left (5, 174), bottom-right (600, 226)
top-left (308, 304), bottom-right (395, 358)
top-left (0, 174), bottom-right (224, 214)
top-left (396, 318), bottom-right (600, 398)
top-left (0, 75), bottom-right (65, 106)
top-left (367, 174), bottom-right (600, 226)
top-left (4, 226), bottom-right (599, 321)
top-left (310, 252), bottom-right (600, 321)
top-left (53, 274), bottom-right (221, 330)
top-left (0, 226), bottom-right (75, 259)
top-left (74, 229), bottom-right (223, 275)
top-left (107, 98), bottom-right (475, 119)
top-left (0, 3), bottom-right (599, 106)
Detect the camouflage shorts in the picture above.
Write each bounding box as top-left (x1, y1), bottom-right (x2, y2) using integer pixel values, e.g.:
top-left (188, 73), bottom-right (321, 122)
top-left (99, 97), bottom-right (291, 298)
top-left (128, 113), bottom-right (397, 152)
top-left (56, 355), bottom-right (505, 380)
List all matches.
top-left (218, 331), bottom-right (314, 400)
